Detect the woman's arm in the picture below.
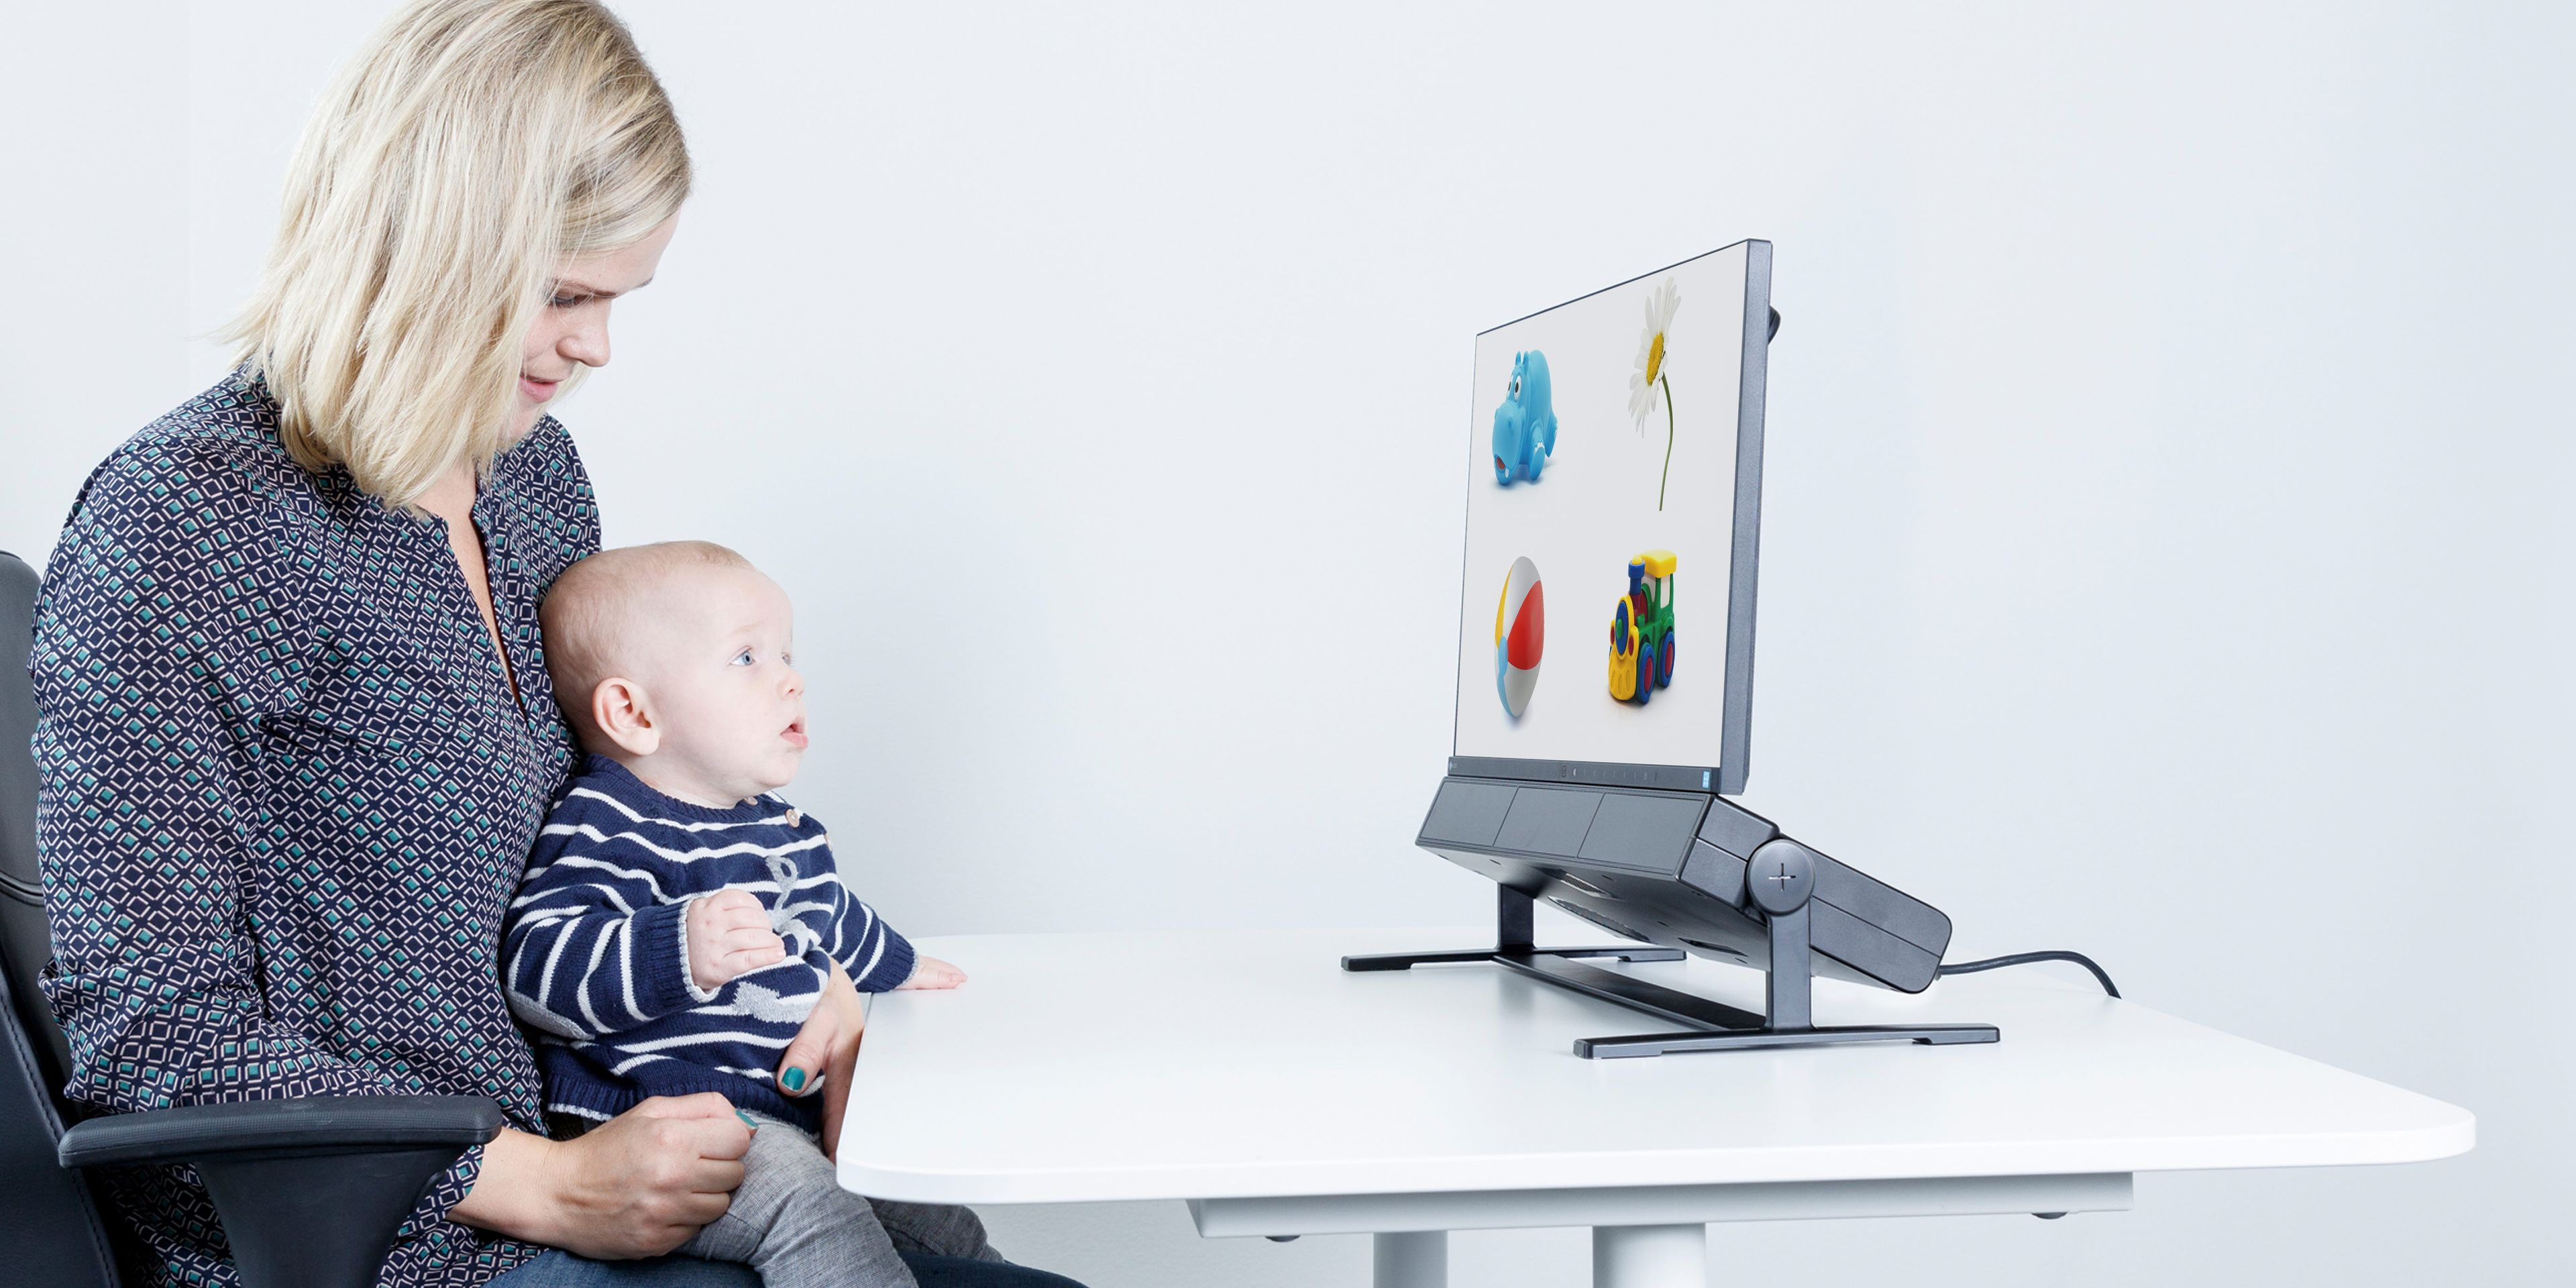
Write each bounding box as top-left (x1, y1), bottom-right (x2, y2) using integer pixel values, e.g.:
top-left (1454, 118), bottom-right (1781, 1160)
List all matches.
top-left (36, 455), bottom-right (327, 1099)
top-left (450, 1095), bottom-right (753, 1260)
top-left (32, 452), bottom-right (451, 1125)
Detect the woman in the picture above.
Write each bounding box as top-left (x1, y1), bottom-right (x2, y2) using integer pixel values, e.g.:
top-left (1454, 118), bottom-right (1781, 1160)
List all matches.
top-left (32, 3), bottom-right (1081, 1285)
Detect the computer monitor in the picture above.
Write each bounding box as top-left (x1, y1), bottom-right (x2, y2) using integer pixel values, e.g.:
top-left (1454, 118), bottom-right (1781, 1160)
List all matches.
top-left (1452, 240), bottom-right (1771, 796)
top-left (1375, 241), bottom-right (1990, 1057)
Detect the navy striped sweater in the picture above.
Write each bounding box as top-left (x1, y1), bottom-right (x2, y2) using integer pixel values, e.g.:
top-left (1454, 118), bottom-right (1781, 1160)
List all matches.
top-left (502, 754), bottom-right (915, 1131)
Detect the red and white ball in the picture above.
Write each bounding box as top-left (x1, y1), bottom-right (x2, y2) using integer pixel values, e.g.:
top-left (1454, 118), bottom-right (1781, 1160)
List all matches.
top-left (1495, 555), bottom-right (1544, 718)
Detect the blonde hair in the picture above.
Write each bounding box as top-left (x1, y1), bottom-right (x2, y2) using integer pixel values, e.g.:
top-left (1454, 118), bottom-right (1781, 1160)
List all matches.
top-left (541, 541), bottom-right (754, 745)
top-left (223, 0), bottom-right (689, 508)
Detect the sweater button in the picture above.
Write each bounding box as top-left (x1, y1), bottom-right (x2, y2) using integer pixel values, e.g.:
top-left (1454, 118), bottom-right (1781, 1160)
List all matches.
top-left (784, 808), bottom-right (802, 826)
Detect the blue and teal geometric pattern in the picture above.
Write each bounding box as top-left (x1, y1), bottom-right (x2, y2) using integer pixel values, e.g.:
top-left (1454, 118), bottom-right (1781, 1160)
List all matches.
top-left (31, 367), bottom-right (600, 1287)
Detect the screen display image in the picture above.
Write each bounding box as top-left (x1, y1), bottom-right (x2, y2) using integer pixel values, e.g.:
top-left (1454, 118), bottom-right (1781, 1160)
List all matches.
top-left (1452, 241), bottom-right (1770, 782)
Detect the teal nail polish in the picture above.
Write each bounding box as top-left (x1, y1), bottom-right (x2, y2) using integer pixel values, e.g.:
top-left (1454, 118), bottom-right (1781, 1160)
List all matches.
top-left (735, 1110), bottom-right (757, 1127)
top-left (782, 1067), bottom-right (806, 1091)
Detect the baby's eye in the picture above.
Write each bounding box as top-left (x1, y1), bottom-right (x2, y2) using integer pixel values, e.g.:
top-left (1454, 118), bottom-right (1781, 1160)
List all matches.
top-left (731, 649), bottom-right (755, 667)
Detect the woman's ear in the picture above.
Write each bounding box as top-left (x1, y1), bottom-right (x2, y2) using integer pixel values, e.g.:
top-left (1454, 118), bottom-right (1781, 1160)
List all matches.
top-left (591, 676), bottom-right (661, 757)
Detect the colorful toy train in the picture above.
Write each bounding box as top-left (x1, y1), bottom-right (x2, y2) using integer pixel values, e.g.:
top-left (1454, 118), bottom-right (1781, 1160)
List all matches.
top-left (1608, 549), bottom-right (1676, 704)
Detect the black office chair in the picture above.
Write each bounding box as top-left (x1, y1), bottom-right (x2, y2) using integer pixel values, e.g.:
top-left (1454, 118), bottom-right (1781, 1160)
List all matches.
top-left (1, 549), bottom-right (506, 1288)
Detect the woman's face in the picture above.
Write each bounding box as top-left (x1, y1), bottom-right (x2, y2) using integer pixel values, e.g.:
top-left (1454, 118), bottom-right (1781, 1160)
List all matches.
top-left (513, 212), bottom-right (680, 440)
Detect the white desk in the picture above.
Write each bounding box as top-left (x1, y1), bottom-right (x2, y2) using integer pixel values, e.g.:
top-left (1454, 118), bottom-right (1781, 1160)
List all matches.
top-left (837, 928), bottom-right (2471, 1287)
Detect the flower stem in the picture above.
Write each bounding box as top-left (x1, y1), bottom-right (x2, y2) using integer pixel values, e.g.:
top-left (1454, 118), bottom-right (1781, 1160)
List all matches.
top-left (1657, 374), bottom-right (1676, 511)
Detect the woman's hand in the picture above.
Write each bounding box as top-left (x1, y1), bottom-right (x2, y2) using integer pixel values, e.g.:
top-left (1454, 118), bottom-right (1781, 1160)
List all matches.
top-left (775, 957), bottom-right (867, 1160)
top-left (453, 1093), bottom-right (753, 1259)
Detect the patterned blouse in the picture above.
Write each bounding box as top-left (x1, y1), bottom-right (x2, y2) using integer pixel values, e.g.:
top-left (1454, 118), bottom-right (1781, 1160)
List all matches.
top-left (32, 368), bottom-right (599, 1286)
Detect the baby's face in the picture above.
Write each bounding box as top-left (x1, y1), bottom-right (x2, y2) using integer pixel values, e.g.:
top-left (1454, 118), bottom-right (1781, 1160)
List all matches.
top-left (639, 565), bottom-right (808, 805)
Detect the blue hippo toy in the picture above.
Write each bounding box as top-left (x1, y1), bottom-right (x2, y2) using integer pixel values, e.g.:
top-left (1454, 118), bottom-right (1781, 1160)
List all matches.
top-left (1491, 350), bottom-right (1557, 485)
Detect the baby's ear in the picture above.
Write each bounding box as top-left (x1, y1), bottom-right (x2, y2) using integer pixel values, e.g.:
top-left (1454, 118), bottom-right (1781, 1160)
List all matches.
top-left (592, 676), bottom-right (661, 757)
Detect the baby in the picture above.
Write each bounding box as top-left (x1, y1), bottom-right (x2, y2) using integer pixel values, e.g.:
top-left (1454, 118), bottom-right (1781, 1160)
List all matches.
top-left (504, 540), bottom-right (993, 1287)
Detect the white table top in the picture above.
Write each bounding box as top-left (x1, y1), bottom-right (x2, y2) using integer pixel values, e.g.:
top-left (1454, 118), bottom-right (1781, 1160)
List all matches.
top-left (836, 928), bottom-right (2471, 1205)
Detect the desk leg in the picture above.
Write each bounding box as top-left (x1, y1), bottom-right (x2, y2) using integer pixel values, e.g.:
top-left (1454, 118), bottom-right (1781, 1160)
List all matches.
top-left (1373, 1230), bottom-right (1446, 1287)
top-left (1592, 1224), bottom-right (1705, 1288)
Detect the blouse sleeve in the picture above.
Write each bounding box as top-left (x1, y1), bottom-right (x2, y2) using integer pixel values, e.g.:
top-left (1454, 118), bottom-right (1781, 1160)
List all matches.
top-left (30, 445), bottom-right (488, 1228)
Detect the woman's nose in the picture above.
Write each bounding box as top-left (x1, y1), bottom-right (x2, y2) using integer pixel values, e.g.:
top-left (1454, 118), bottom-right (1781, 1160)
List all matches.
top-left (559, 309), bottom-right (611, 369)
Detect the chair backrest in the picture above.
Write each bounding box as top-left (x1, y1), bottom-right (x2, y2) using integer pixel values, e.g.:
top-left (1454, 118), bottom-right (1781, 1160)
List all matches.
top-left (0, 549), bottom-right (123, 1287)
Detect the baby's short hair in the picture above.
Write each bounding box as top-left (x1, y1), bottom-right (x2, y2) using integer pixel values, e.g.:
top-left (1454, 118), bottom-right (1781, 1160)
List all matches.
top-left (541, 540), bottom-right (754, 746)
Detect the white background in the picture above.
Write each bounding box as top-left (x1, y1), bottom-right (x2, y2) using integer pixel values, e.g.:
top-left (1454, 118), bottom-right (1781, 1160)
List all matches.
top-left (1454, 246), bottom-right (1743, 768)
top-left (4, 3), bottom-right (2568, 1285)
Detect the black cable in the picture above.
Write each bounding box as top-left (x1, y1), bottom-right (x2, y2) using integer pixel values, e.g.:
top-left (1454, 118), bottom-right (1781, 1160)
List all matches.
top-left (1937, 951), bottom-right (2120, 999)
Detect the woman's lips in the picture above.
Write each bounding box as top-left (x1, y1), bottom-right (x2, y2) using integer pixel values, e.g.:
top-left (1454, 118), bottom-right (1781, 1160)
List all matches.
top-left (520, 375), bottom-right (559, 402)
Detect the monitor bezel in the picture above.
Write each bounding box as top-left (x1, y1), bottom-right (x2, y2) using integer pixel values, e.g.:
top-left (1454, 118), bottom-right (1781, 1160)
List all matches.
top-left (1447, 239), bottom-right (1772, 797)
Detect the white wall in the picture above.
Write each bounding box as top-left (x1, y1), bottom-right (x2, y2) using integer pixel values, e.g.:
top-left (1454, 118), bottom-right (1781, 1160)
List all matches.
top-left (5, 3), bottom-right (2569, 1284)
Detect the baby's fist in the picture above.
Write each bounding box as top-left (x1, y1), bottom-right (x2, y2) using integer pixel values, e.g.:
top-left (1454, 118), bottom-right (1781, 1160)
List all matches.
top-left (895, 955), bottom-right (967, 990)
top-left (688, 889), bottom-right (786, 993)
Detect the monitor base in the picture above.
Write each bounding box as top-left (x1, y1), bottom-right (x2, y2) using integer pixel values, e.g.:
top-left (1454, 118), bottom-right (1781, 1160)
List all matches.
top-left (1343, 945), bottom-right (1688, 971)
top-left (1342, 883), bottom-right (1685, 975)
top-left (1346, 886), bottom-right (1998, 1060)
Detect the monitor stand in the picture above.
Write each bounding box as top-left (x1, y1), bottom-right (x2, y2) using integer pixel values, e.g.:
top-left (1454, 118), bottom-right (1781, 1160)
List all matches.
top-left (1346, 880), bottom-right (1998, 1060)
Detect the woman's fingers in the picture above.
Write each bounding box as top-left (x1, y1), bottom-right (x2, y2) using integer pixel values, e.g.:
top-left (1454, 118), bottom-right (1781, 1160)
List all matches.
top-left (632, 1091), bottom-right (744, 1124)
top-left (641, 1108), bottom-right (750, 1196)
top-left (777, 958), bottom-right (868, 1100)
top-left (819, 1022), bottom-right (859, 1161)
top-left (773, 1003), bottom-right (843, 1096)
top-left (543, 1097), bottom-right (753, 1260)
top-left (676, 1140), bottom-right (749, 1191)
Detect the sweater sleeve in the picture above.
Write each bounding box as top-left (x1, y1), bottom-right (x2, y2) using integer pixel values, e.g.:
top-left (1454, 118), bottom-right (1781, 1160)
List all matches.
top-left (818, 846), bottom-right (916, 992)
top-left (501, 798), bottom-right (708, 1038)
top-left (30, 445), bottom-right (486, 1228)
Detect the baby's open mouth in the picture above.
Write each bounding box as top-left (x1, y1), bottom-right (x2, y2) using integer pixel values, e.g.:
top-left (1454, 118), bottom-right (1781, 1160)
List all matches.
top-left (783, 718), bottom-right (808, 749)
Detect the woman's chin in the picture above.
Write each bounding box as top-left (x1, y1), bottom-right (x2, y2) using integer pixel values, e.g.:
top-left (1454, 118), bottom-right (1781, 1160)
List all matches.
top-left (503, 407), bottom-right (542, 445)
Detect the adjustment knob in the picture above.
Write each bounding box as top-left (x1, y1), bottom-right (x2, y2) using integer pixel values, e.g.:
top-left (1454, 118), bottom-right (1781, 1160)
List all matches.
top-left (1746, 839), bottom-right (1816, 915)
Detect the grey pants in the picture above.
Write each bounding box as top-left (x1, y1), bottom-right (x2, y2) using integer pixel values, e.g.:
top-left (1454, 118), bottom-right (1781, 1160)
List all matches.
top-left (682, 1112), bottom-right (1003, 1288)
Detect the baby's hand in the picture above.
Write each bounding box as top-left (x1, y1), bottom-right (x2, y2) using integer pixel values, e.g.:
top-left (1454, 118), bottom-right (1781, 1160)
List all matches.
top-left (894, 955), bottom-right (967, 990)
top-left (687, 889), bottom-right (786, 992)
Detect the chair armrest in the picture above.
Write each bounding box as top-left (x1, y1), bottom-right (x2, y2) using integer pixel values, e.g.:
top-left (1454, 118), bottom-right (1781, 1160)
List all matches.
top-left (58, 1095), bottom-right (508, 1288)
top-left (58, 1093), bottom-right (504, 1168)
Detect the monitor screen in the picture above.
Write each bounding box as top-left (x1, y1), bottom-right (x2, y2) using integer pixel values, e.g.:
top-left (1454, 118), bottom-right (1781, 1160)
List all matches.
top-left (1451, 241), bottom-right (1772, 792)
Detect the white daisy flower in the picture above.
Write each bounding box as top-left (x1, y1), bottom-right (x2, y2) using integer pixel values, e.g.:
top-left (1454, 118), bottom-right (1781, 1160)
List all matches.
top-left (1626, 277), bottom-right (1682, 509)
top-left (1627, 276), bottom-right (1681, 430)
